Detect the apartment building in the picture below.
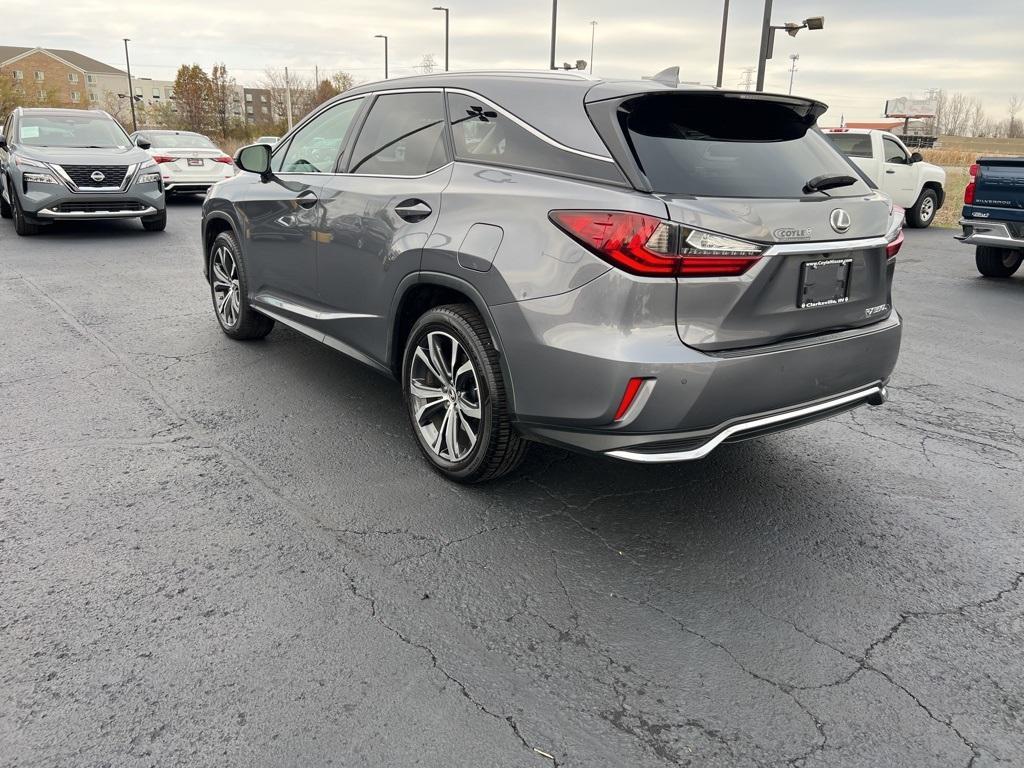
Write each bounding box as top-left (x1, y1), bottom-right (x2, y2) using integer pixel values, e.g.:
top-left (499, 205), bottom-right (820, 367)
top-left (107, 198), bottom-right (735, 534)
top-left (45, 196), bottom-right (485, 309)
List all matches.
top-left (0, 46), bottom-right (128, 107)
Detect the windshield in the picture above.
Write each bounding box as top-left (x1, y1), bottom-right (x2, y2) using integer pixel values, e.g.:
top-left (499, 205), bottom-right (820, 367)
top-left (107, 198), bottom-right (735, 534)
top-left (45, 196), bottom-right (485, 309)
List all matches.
top-left (18, 114), bottom-right (130, 149)
top-left (144, 132), bottom-right (217, 149)
top-left (620, 93), bottom-right (872, 198)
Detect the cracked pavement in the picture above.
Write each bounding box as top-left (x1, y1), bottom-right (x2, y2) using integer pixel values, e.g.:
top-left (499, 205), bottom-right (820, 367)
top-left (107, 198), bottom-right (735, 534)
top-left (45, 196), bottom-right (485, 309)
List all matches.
top-left (1, 202), bottom-right (1022, 767)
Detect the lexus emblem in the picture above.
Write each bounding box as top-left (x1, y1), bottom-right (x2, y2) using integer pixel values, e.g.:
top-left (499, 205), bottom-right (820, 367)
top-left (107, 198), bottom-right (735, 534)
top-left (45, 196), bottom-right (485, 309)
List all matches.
top-left (90, 171), bottom-right (105, 183)
top-left (830, 208), bottom-right (851, 234)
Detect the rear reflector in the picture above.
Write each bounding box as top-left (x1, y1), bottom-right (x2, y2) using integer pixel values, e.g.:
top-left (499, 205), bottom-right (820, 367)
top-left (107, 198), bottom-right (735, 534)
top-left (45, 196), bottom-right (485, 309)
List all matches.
top-left (614, 377), bottom-right (648, 421)
top-left (549, 210), bottom-right (763, 278)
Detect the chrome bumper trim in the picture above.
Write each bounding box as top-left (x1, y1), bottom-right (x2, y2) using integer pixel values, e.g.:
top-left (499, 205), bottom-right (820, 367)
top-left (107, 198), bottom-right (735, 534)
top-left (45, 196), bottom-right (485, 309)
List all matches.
top-left (955, 219), bottom-right (1024, 248)
top-left (36, 206), bottom-right (157, 219)
top-left (762, 236), bottom-right (888, 256)
top-left (606, 385), bottom-right (885, 464)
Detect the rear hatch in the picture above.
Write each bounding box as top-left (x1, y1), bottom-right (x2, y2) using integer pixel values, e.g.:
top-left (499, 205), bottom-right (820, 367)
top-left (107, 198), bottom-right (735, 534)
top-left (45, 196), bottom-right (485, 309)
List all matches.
top-left (589, 90), bottom-right (896, 352)
top-left (968, 157), bottom-right (1024, 225)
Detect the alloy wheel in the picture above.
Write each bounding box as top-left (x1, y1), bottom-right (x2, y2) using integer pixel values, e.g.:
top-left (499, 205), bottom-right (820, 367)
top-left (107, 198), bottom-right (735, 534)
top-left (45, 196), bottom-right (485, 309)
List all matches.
top-left (409, 331), bottom-right (482, 462)
top-left (211, 245), bottom-right (241, 328)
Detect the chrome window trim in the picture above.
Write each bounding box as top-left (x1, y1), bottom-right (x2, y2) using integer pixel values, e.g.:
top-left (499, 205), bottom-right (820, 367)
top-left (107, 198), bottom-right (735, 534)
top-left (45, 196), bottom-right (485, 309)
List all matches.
top-left (762, 236), bottom-right (888, 256)
top-left (445, 87), bottom-right (615, 163)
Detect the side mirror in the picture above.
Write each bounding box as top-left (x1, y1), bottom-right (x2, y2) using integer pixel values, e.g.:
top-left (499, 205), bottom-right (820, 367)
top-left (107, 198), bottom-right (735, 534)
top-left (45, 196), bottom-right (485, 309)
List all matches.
top-left (909, 152), bottom-right (923, 164)
top-left (235, 143), bottom-right (273, 180)
top-left (135, 136), bottom-right (151, 150)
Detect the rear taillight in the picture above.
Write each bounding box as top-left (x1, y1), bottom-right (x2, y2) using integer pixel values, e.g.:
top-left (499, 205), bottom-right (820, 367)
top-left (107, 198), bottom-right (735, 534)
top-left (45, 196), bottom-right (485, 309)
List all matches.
top-left (886, 230), bottom-right (904, 259)
top-left (964, 162), bottom-right (979, 205)
top-left (549, 210), bottom-right (763, 277)
top-left (152, 155), bottom-right (176, 164)
top-left (213, 156), bottom-right (234, 165)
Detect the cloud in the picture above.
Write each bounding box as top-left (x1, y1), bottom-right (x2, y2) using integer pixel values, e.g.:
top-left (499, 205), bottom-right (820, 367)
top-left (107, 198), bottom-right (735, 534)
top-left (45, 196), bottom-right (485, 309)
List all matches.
top-left (5, 0), bottom-right (1021, 120)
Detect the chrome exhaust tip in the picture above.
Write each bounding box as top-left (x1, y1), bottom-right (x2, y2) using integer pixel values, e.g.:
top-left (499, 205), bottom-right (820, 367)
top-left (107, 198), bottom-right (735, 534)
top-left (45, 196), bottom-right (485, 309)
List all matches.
top-left (866, 386), bottom-right (887, 407)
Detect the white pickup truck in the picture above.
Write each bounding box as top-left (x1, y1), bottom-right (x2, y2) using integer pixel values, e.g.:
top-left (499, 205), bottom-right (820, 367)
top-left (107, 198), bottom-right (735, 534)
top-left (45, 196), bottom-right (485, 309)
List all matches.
top-left (826, 128), bottom-right (946, 228)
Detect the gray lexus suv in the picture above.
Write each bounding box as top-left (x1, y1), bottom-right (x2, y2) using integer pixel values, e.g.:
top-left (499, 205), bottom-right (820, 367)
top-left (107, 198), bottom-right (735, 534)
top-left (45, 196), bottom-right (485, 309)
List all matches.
top-left (201, 71), bottom-right (903, 482)
top-left (0, 107), bottom-right (166, 235)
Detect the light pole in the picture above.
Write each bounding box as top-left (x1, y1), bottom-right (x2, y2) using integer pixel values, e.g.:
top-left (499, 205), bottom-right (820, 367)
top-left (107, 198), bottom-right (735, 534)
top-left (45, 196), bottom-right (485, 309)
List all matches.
top-left (588, 21), bottom-right (597, 75)
top-left (715, 0), bottom-right (730, 88)
top-left (374, 34), bottom-right (389, 80)
top-left (122, 38), bottom-right (137, 132)
top-left (549, 0), bottom-right (558, 70)
top-left (432, 7), bottom-right (449, 71)
top-left (788, 53), bottom-right (799, 94)
top-left (754, 0), bottom-right (823, 92)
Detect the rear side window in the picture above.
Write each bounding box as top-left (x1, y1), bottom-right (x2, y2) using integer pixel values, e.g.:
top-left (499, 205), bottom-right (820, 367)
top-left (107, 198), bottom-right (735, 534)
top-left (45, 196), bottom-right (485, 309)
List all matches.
top-left (826, 132), bottom-right (873, 158)
top-left (275, 97), bottom-right (363, 173)
top-left (349, 93), bottom-right (448, 176)
top-left (447, 92), bottom-right (624, 184)
top-left (620, 93), bottom-right (872, 198)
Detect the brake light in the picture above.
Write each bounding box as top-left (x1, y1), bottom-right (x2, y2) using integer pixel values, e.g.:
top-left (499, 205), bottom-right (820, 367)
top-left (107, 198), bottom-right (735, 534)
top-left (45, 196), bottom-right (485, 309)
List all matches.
top-left (886, 229), bottom-right (904, 259)
top-left (213, 156), bottom-right (234, 165)
top-left (965, 163), bottom-right (978, 205)
top-left (549, 210), bottom-right (763, 277)
top-left (152, 155), bottom-right (176, 164)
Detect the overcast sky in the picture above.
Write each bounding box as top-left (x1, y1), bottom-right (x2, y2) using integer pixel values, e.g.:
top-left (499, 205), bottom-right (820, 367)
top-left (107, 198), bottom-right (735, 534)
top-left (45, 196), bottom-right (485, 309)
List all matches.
top-left (8, 0), bottom-right (1022, 122)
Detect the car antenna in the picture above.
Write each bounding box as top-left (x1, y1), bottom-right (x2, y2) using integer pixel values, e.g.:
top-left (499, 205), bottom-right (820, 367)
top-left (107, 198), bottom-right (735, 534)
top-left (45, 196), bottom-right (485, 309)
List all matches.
top-left (643, 66), bottom-right (680, 88)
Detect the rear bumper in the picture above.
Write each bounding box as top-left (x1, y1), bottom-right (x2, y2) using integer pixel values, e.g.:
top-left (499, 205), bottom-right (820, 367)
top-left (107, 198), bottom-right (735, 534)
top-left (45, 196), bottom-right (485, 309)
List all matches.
top-left (955, 219), bottom-right (1024, 250)
top-left (494, 270), bottom-right (901, 459)
top-left (165, 181), bottom-right (221, 192)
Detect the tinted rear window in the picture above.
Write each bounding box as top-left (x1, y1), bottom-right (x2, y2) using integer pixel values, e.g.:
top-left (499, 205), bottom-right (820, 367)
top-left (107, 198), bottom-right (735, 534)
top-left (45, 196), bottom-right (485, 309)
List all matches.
top-left (620, 93), bottom-right (871, 198)
top-left (826, 132), bottom-right (873, 158)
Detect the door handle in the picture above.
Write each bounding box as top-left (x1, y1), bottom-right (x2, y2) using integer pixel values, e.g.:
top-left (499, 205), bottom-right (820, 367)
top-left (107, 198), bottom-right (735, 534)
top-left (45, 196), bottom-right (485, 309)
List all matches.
top-left (296, 190), bottom-right (319, 209)
top-left (885, 169), bottom-right (896, 174)
top-left (394, 199), bottom-right (432, 222)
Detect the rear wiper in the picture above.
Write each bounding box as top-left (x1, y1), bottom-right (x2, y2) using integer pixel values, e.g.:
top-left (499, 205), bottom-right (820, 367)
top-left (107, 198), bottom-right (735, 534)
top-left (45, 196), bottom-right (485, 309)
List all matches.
top-left (803, 174), bottom-right (857, 194)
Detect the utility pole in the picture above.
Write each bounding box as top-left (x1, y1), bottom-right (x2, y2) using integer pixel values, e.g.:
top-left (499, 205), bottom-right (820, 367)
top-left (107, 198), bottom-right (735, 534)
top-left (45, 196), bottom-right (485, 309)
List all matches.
top-left (375, 35), bottom-right (389, 79)
top-left (122, 38), bottom-right (137, 132)
top-left (589, 21), bottom-right (597, 75)
top-left (716, 0), bottom-right (730, 88)
top-left (549, 0), bottom-right (558, 70)
top-left (788, 53), bottom-right (799, 94)
top-left (315, 65), bottom-right (319, 86)
top-left (432, 7), bottom-right (450, 71)
top-left (755, 0), bottom-right (774, 92)
top-left (284, 66), bottom-right (293, 131)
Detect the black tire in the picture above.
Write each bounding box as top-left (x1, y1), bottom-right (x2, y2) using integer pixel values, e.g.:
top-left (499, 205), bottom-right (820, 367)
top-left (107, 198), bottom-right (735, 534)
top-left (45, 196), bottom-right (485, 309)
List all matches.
top-left (402, 304), bottom-right (528, 483)
top-left (141, 207), bottom-right (167, 232)
top-left (975, 246), bottom-right (1023, 278)
top-left (906, 188), bottom-right (939, 228)
top-left (0, 177), bottom-right (11, 219)
top-left (11, 187), bottom-right (40, 236)
top-left (208, 230), bottom-right (274, 340)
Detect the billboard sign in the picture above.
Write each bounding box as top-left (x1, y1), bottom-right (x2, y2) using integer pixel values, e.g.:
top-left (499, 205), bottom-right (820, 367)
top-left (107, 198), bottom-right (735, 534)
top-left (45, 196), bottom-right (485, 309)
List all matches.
top-left (885, 97), bottom-right (938, 118)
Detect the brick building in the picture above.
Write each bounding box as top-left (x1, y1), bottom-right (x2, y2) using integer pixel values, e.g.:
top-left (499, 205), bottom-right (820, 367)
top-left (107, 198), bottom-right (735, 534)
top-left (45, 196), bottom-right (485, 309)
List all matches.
top-left (0, 46), bottom-right (129, 108)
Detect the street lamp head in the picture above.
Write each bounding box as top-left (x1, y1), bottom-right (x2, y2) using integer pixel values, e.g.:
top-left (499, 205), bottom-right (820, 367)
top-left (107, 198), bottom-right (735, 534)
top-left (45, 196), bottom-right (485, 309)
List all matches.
top-left (432, 5), bottom-right (448, 10)
top-left (804, 16), bottom-right (824, 31)
top-left (375, 34), bottom-right (386, 39)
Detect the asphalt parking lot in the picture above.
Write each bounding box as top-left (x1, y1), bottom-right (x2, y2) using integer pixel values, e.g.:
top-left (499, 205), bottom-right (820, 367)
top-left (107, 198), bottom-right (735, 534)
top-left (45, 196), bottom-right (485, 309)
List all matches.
top-left (1, 200), bottom-right (1022, 767)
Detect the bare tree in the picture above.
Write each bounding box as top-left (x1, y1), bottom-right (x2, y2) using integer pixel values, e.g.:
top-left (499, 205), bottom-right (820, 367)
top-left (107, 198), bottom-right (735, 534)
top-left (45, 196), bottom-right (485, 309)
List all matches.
top-left (969, 97), bottom-right (987, 137)
top-left (942, 92), bottom-right (970, 136)
top-left (1008, 94), bottom-right (1023, 139)
top-left (210, 63), bottom-right (238, 138)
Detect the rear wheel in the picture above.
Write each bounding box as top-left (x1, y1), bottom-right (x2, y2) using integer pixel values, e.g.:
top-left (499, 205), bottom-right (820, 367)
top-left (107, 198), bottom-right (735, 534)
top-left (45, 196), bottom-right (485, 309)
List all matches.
top-left (208, 230), bottom-right (274, 340)
top-left (11, 187), bottom-right (40, 236)
top-left (403, 304), bottom-right (528, 483)
top-left (976, 246), bottom-right (1023, 278)
top-left (141, 207), bottom-right (167, 232)
top-left (907, 188), bottom-right (938, 228)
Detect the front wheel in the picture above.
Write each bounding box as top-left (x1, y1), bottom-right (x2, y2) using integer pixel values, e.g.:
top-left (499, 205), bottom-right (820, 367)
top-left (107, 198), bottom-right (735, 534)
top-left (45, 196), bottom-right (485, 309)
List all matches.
top-left (906, 188), bottom-right (938, 228)
top-left (141, 207), bottom-right (167, 232)
top-left (976, 246), bottom-right (1023, 278)
top-left (11, 188), bottom-right (40, 236)
top-left (208, 230), bottom-right (274, 340)
top-left (403, 304), bottom-right (528, 483)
